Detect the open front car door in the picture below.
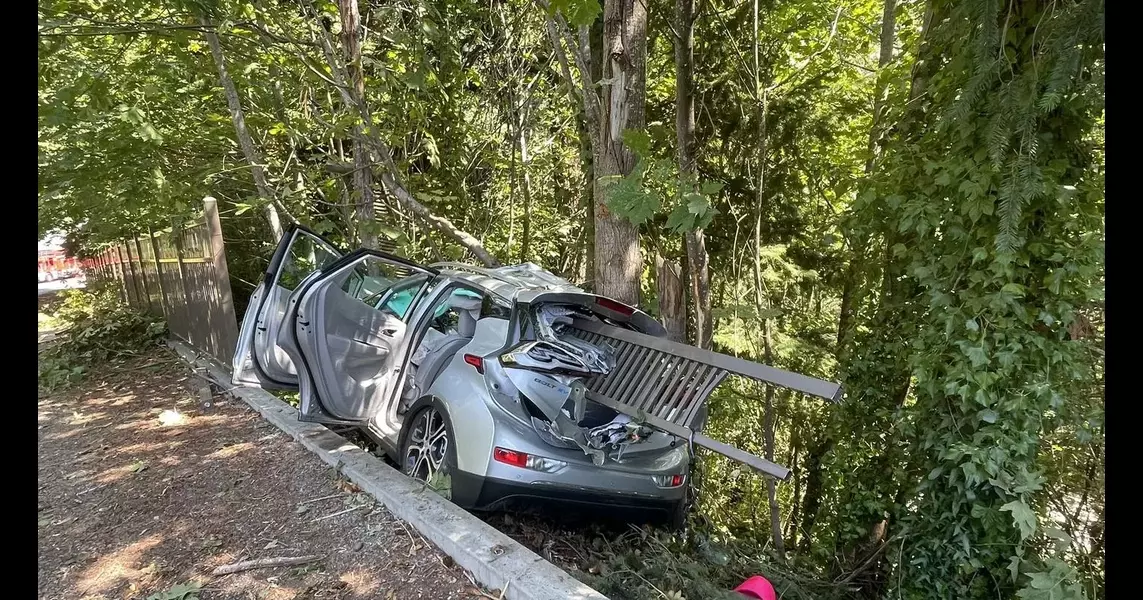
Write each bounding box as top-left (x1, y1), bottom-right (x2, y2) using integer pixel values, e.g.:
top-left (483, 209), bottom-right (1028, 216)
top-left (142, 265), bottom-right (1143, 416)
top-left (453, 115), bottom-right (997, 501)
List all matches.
top-left (232, 225), bottom-right (342, 389)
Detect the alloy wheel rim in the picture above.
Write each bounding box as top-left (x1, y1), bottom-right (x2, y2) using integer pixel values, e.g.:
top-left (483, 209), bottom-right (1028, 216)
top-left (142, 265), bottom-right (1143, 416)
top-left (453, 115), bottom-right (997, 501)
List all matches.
top-left (405, 408), bottom-right (449, 483)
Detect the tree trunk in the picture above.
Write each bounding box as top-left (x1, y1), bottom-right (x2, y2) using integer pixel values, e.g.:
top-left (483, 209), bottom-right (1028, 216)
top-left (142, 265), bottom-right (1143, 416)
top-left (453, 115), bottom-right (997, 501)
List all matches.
top-left (784, 425), bottom-right (802, 549)
top-left (655, 253), bottom-right (685, 342)
top-left (594, 0), bottom-right (647, 305)
top-left (582, 135), bottom-right (595, 288)
top-left (755, 224), bottom-right (785, 558)
top-left (543, 13), bottom-right (600, 287)
top-left (836, 275), bottom-right (856, 351)
top-left (864, 0), bottom-right (898, 173)
top-left (751, 0), bottom-right (783, 556)
top-left (674, 0), bottom-right (711, 348)
top-left (507, 108), bottom-right (517, 257)
top-left (519, 112), bottom-right (533, 263)
top-left (838, 0), bottom-right (898, 353)
top-left (796, 438), bottom-right (833, 552)
top-left (762, 379), bottom-right (785, 558)
top-left (336, 0), bottom-right (376, 249)
top-left (201, 19), bottom-right (284, 242)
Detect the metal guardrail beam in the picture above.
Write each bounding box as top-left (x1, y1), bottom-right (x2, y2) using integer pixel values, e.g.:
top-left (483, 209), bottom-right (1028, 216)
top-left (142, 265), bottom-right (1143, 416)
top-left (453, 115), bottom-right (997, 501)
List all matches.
top-left (568, 318), bottom-right (842, 480)
top-left (571, 318), bottom-right (843, 403)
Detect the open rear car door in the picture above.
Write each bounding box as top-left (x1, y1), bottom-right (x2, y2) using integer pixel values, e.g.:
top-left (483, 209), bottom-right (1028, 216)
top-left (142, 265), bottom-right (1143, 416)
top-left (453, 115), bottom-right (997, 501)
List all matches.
top-left (233, 225), bottom-right (343, 389)
top-left (281, 250), bottom-right (438, 425)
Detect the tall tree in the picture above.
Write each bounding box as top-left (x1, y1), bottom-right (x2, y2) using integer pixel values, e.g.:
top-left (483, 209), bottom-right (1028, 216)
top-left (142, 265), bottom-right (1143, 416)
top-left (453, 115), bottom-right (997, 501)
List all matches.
top-left (674, 0), bottom-right (711, 348)
top-left (836, 0), bottom-right (897, 356)
top-left (594, 0), bottom-right (648, 305)
top-left (201, 18), bottom-right (285, 242)
top-left (304, 0), bottom-right (500, 265)
top-left (335, 0), bottom-right (376, 249)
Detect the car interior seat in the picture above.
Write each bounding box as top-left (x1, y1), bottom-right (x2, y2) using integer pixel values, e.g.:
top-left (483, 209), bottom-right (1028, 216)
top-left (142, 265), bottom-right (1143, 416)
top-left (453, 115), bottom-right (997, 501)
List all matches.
top-left (400, 291), bottom-right (484, 410)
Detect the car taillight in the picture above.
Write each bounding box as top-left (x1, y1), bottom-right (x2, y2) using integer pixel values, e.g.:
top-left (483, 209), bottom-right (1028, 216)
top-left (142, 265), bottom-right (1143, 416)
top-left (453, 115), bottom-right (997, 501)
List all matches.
top-left (652, 473), bottom-right (686, 488)
top-left (493, 447), bottom-right (567, 473)
top-left (463, 353), bottom-right (484, 373)
top-left (493, 447), bottom-right (527, 467)
top-left (596, 297), bottom-right (635, 316)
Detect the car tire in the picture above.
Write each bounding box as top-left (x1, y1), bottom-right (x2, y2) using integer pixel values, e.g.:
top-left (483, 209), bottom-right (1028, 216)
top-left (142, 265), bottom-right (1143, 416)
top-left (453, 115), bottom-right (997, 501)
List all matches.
top-left (400, 404), bottom-right (457, 501)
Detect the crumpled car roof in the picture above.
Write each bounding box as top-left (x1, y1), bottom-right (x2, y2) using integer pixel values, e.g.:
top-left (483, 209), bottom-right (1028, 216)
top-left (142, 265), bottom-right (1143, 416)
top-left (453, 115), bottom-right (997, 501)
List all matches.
top-left (431, 262), bottom-right (584, 300)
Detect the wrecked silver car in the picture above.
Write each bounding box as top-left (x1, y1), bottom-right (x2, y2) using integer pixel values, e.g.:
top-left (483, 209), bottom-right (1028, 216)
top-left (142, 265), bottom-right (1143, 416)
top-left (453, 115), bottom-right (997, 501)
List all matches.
top-left (233, 225), bottom-right (841, 523)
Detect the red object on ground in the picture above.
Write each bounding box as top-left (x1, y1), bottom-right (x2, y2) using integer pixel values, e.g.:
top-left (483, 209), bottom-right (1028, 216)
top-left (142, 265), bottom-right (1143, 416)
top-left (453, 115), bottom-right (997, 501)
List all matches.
top-left (734, 575), bottom-right (777, 600)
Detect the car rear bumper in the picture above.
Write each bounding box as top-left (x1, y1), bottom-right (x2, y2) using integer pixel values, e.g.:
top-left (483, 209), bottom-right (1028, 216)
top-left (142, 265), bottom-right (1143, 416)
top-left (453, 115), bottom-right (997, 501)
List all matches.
top-left (451, 469), bottom-right (684, 518)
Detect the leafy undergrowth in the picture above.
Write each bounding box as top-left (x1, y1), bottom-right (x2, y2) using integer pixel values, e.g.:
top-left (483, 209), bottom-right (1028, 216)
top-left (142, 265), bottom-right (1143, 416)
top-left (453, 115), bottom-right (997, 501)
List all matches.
top-left (578, 533), bottom-right (849, 600)
top-left (482, 510), bottom-right (853, 600)
top-left (37, 287), bottom-right (167, 391)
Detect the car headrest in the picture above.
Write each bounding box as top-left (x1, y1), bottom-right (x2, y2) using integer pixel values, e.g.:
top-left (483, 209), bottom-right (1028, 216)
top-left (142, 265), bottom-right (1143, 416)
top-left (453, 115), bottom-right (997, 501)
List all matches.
top-left (449, 292), bottom-right (483, 312)
top-left (451, 291), bottom-right (483, 337)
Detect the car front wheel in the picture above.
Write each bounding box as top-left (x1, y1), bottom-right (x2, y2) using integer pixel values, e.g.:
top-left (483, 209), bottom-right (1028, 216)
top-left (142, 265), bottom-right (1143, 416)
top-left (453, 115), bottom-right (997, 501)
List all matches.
top-left (401, 405), bottom-right (455, 500)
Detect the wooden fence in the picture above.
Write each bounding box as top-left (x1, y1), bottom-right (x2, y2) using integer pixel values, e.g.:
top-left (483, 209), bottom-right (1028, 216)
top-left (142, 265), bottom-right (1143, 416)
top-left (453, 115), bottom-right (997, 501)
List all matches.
top-left (84, 197), bottom-right (240, 365)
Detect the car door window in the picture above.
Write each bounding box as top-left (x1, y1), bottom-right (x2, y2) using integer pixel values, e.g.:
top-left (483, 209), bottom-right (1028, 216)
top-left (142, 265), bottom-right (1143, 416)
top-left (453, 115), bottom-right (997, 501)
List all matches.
top-left (277, 233), bottom-right (340, 291)
top-left (337, 258), bottom-right (431, 322)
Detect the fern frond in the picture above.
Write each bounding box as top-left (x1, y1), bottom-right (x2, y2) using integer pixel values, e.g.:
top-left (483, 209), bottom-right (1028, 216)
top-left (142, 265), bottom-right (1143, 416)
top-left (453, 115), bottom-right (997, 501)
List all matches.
top-left (944, 58), bottom-right (1000, 129)
top-left (995, 163), bottom-right (1021, 254)
top-left (1038, 45), bottom-right (1081, 113)
top-left (974, 0), bottom-right (1001, 70)
top-left (986, 112), bottom-right (1012, 169)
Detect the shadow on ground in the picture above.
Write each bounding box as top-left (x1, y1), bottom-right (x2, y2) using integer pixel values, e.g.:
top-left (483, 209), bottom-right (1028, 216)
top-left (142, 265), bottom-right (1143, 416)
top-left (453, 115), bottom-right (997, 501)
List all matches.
top-left (38, 349), bottom-right (480, 600)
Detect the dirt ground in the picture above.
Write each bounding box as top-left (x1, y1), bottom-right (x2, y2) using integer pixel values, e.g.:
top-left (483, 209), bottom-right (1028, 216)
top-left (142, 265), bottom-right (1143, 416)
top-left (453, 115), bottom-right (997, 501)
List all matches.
top-left (37, 346), bottom-right (491, 600)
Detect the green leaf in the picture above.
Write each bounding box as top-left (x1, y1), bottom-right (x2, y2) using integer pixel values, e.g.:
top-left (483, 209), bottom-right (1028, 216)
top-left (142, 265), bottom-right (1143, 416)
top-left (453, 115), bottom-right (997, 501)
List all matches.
top-left (622, 129), bottom-right (653, 156)
top-left (966, 346), bottom-right (989, 368)
top-left (549, 0), bottom-right (603, 27)
top-left (1001, 282), bottom-right (1026, 297)
top-left (699, 181), bottom-right (724, 196)
top-left (665, 205), bottom-right (694, 233)
top-left (1008, 555), bottom-right (1022, 583)
top-left (684, 193), bottom-right (710, 215)
top-left (1000, 499), bottom-right (1037, 540)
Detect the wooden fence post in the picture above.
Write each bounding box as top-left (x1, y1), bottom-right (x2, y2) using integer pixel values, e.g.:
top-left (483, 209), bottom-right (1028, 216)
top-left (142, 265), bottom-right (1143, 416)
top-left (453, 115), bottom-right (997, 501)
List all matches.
top-left (171, 218), bottom-right (191, 314)
top-left (123, 241), bottom-right (143, 309)
top-left (147, 226), bottom-right (170, 319)
top-left (132, 233), bottom-right (154, 313)
top-left (103, 250), bottom-right (112, 294)
top-left (203, 197), bottom-right (239, 362)
top-left (115, 245), bottom-right (133, 305)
